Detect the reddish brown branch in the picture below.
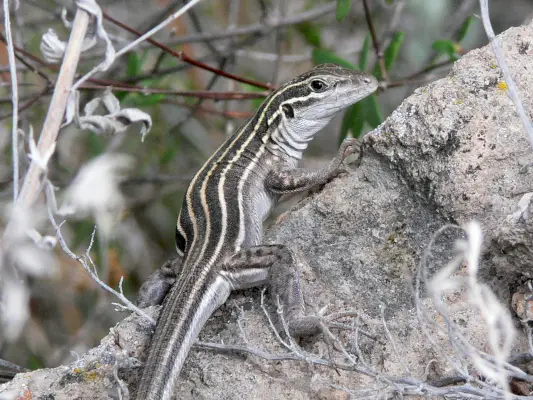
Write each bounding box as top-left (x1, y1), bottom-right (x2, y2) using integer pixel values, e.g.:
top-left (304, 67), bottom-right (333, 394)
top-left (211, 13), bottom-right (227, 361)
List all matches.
top-left (0, 34), bottom-right (261, 100)
top-left (80, 84), bottom-right (268, 100)
top-left (0, 85), bottom-right (51, 122)
top-left (101, 12), bottom-right (275, 91)
top-left (162, 98), bottom-right (252, 119)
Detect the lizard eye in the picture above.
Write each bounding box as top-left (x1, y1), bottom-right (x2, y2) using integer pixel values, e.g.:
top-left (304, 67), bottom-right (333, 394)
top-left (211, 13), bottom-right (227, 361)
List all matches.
top-left (310, 80), bottom-right (327, 92)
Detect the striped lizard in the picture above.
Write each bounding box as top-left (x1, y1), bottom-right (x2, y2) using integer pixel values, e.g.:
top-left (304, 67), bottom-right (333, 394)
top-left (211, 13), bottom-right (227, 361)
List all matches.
top-left (135, 64), bottom-right (378, 399)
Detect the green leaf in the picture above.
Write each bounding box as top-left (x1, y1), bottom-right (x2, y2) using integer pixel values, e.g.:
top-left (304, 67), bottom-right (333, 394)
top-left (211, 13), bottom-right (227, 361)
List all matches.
top-left (456, 16), bottom-right (474, 43)
top-left (161, 146), bottom-right (178, 165)
top-left (126, 52), bottom-right (141, 77)
top-left (312, 48), bottom-right (358, 70)
top-left (340, 103), bottom-right (362, 141)
top-left (358, 35), bottom-right (371, 71)
top-left (364, 95), bottom-right (383, 128)
top-left (295, 22), bottom-right (322, 48)
top-left (26, 354), bottom-right (45, 370)
top-left (383, 31), bottom-right (404, 71)
top-left (432, 39), bottom-right (455, 56)
top-left (340, 104), bottom-right (354, 140)
top-left (336, 0), bottom-right (352, 21)
top-left (372, 31), bottom-right (404, 80)
top-left (339, 95), bottom-right (382, 141)
top-left (126, 93), bottom-right (166, 107)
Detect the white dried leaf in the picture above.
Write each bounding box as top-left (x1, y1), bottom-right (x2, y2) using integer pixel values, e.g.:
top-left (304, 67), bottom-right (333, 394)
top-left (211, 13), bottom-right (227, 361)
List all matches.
top-left (40, 2), bottom-right (113, 65)
top-left (77, 89), bottom-right (152, 140)
top-left (64, 90), bottom-right (79, 127)
top-left (1, 205), bottom-right (58, 342)
top-left (27, 229), bottom-right (57, 250)
top-left (60, 154), bottom-right (134, 236)
top-left (84, 94), bottom-right (104, 117)
top-left (40, 29), bottom-right (66, 63)
top-left (3, 205), bottom-right (58, 274)
top-left (102, 87), bottom-right (121, 113)
top-left (1, 278), bottom-right (29, 341)
top-left (113, 108), bottom-right (152, 142)
top-left (76, 0), bottom-right (116, 71)
top-left (60, 7), bottom-right (72, 28)
top-left (78, 107), bottom-right (152, 140)
top-left (5, 204), bottom-right (46, 241)
top-left (12, 242), bottom-right (57, 276)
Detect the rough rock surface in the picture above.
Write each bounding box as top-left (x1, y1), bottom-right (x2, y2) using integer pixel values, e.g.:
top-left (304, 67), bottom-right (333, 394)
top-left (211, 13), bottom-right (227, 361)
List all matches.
top-left (2, 19), bottom-right (533, 400)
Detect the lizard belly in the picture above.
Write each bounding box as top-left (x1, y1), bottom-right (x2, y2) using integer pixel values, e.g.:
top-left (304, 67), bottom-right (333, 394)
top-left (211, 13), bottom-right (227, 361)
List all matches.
top-left (242, 185), bottom-right (275, 248)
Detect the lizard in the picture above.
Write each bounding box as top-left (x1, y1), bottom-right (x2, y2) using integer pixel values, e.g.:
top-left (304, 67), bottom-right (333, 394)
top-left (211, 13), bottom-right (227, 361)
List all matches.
top-left (135, 64), bottom-right (378, 400)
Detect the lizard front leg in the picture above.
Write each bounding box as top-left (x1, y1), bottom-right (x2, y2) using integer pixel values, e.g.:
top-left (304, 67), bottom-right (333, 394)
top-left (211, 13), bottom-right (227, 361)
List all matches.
top-left (265, 138), bottom-right (361, 194)
top-left (136, 255), bottom-right (182, 308)
top-left (220, 245), bottom-right (323, 337)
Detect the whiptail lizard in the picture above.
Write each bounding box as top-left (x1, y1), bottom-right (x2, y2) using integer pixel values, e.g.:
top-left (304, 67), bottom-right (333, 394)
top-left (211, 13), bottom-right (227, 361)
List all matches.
top-left (135, 64), bottom-right (378, 400)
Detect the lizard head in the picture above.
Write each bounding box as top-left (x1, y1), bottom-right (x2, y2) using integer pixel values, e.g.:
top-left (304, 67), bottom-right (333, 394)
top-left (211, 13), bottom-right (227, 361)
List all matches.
top-left (261, 64), bottom-right (378, 157)
top-left (277, 64), bottom-right (378, 123)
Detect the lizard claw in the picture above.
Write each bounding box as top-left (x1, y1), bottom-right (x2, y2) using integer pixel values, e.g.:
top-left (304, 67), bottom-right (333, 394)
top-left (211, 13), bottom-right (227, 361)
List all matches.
top-left (339, 138), bottom-right (362, 162)
top-left (329, 138), bottom-right (362, 178)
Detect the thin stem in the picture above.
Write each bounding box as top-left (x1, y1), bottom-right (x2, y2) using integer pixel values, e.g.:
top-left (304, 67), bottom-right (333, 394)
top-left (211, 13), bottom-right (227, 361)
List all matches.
top-left (48, 213), bottom-right (155, 325)
top-left (101, 11), bottom-right (274, 91)
top-left (161, 98), bottom-right (252, 119)
top-left (479, 0), bottom-right (533, 149)
top-left (71, 0), bottom-right (203, 91)
top-left (0, 33), bottom-right (52, 85)
top-left (85, 3), bottom-right (336, 59)
top-left (79, 84), bottom-right (268, 100)
top-left (362, 0), bottom-right (388, 82)
top-left (4, 0), bottom-right (19, 202)
top-left (0, 85), bottom-right (51, 122)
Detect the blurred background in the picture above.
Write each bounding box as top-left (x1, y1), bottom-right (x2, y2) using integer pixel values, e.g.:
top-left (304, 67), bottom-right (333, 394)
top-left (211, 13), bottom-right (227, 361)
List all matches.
top-left (0, 0), bottom-right (532, 372)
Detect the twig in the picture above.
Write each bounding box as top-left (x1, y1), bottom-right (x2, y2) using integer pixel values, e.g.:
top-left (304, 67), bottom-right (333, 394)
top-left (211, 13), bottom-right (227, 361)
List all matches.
top-left (113, 357), bottom-right (128, 400)
top-left (48, 211), bottom-right (155, 326)
top-left (0, 33), bottom-right (142, 90)
top-left (4, 0), bottom-right (19, 201)
top-left (86, 2), bottom-right (337, 58)
top-left (162, 2), bottom-right (336, 46)
top-left (270, 0), bottom-right (286, 86)
top-left (415, 223), bottom-right (533, 398)
top-left (101, 11), bottom-right (274, 91)
top-left (479, 0), bottom-right (533, 149)
top-left (71, 0), bottom-right (203, 91)
top-left (0, 359), bottom-right (26, 373)
top-left (0, 32), bottom-right (52, 85)
top-left (79, 84), bottom-right (268, 100)
top-left (362, 0), bottom-right (388, 82)
top-left (160, 98), bottom-right (251, 119)
top-left (380, 304), bottom-right (409, 375)
top-left (0, 85), bottom-right (51, 122)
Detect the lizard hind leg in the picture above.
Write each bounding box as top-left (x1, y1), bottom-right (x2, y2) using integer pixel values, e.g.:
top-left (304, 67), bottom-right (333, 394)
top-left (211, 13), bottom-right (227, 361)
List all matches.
top-left (136, 256), bottom-right (182, 308)
top-left (220, 245), bottom-right (323, 338)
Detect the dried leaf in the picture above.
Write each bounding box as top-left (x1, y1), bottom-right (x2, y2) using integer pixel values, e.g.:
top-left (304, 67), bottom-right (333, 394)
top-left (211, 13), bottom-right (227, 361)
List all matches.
top-left (1, 279), bottom-right (29, 340)
top-left (76, 89), bottom-right (152, 141)
top-left (60, 154), bottom-right (134, 236)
